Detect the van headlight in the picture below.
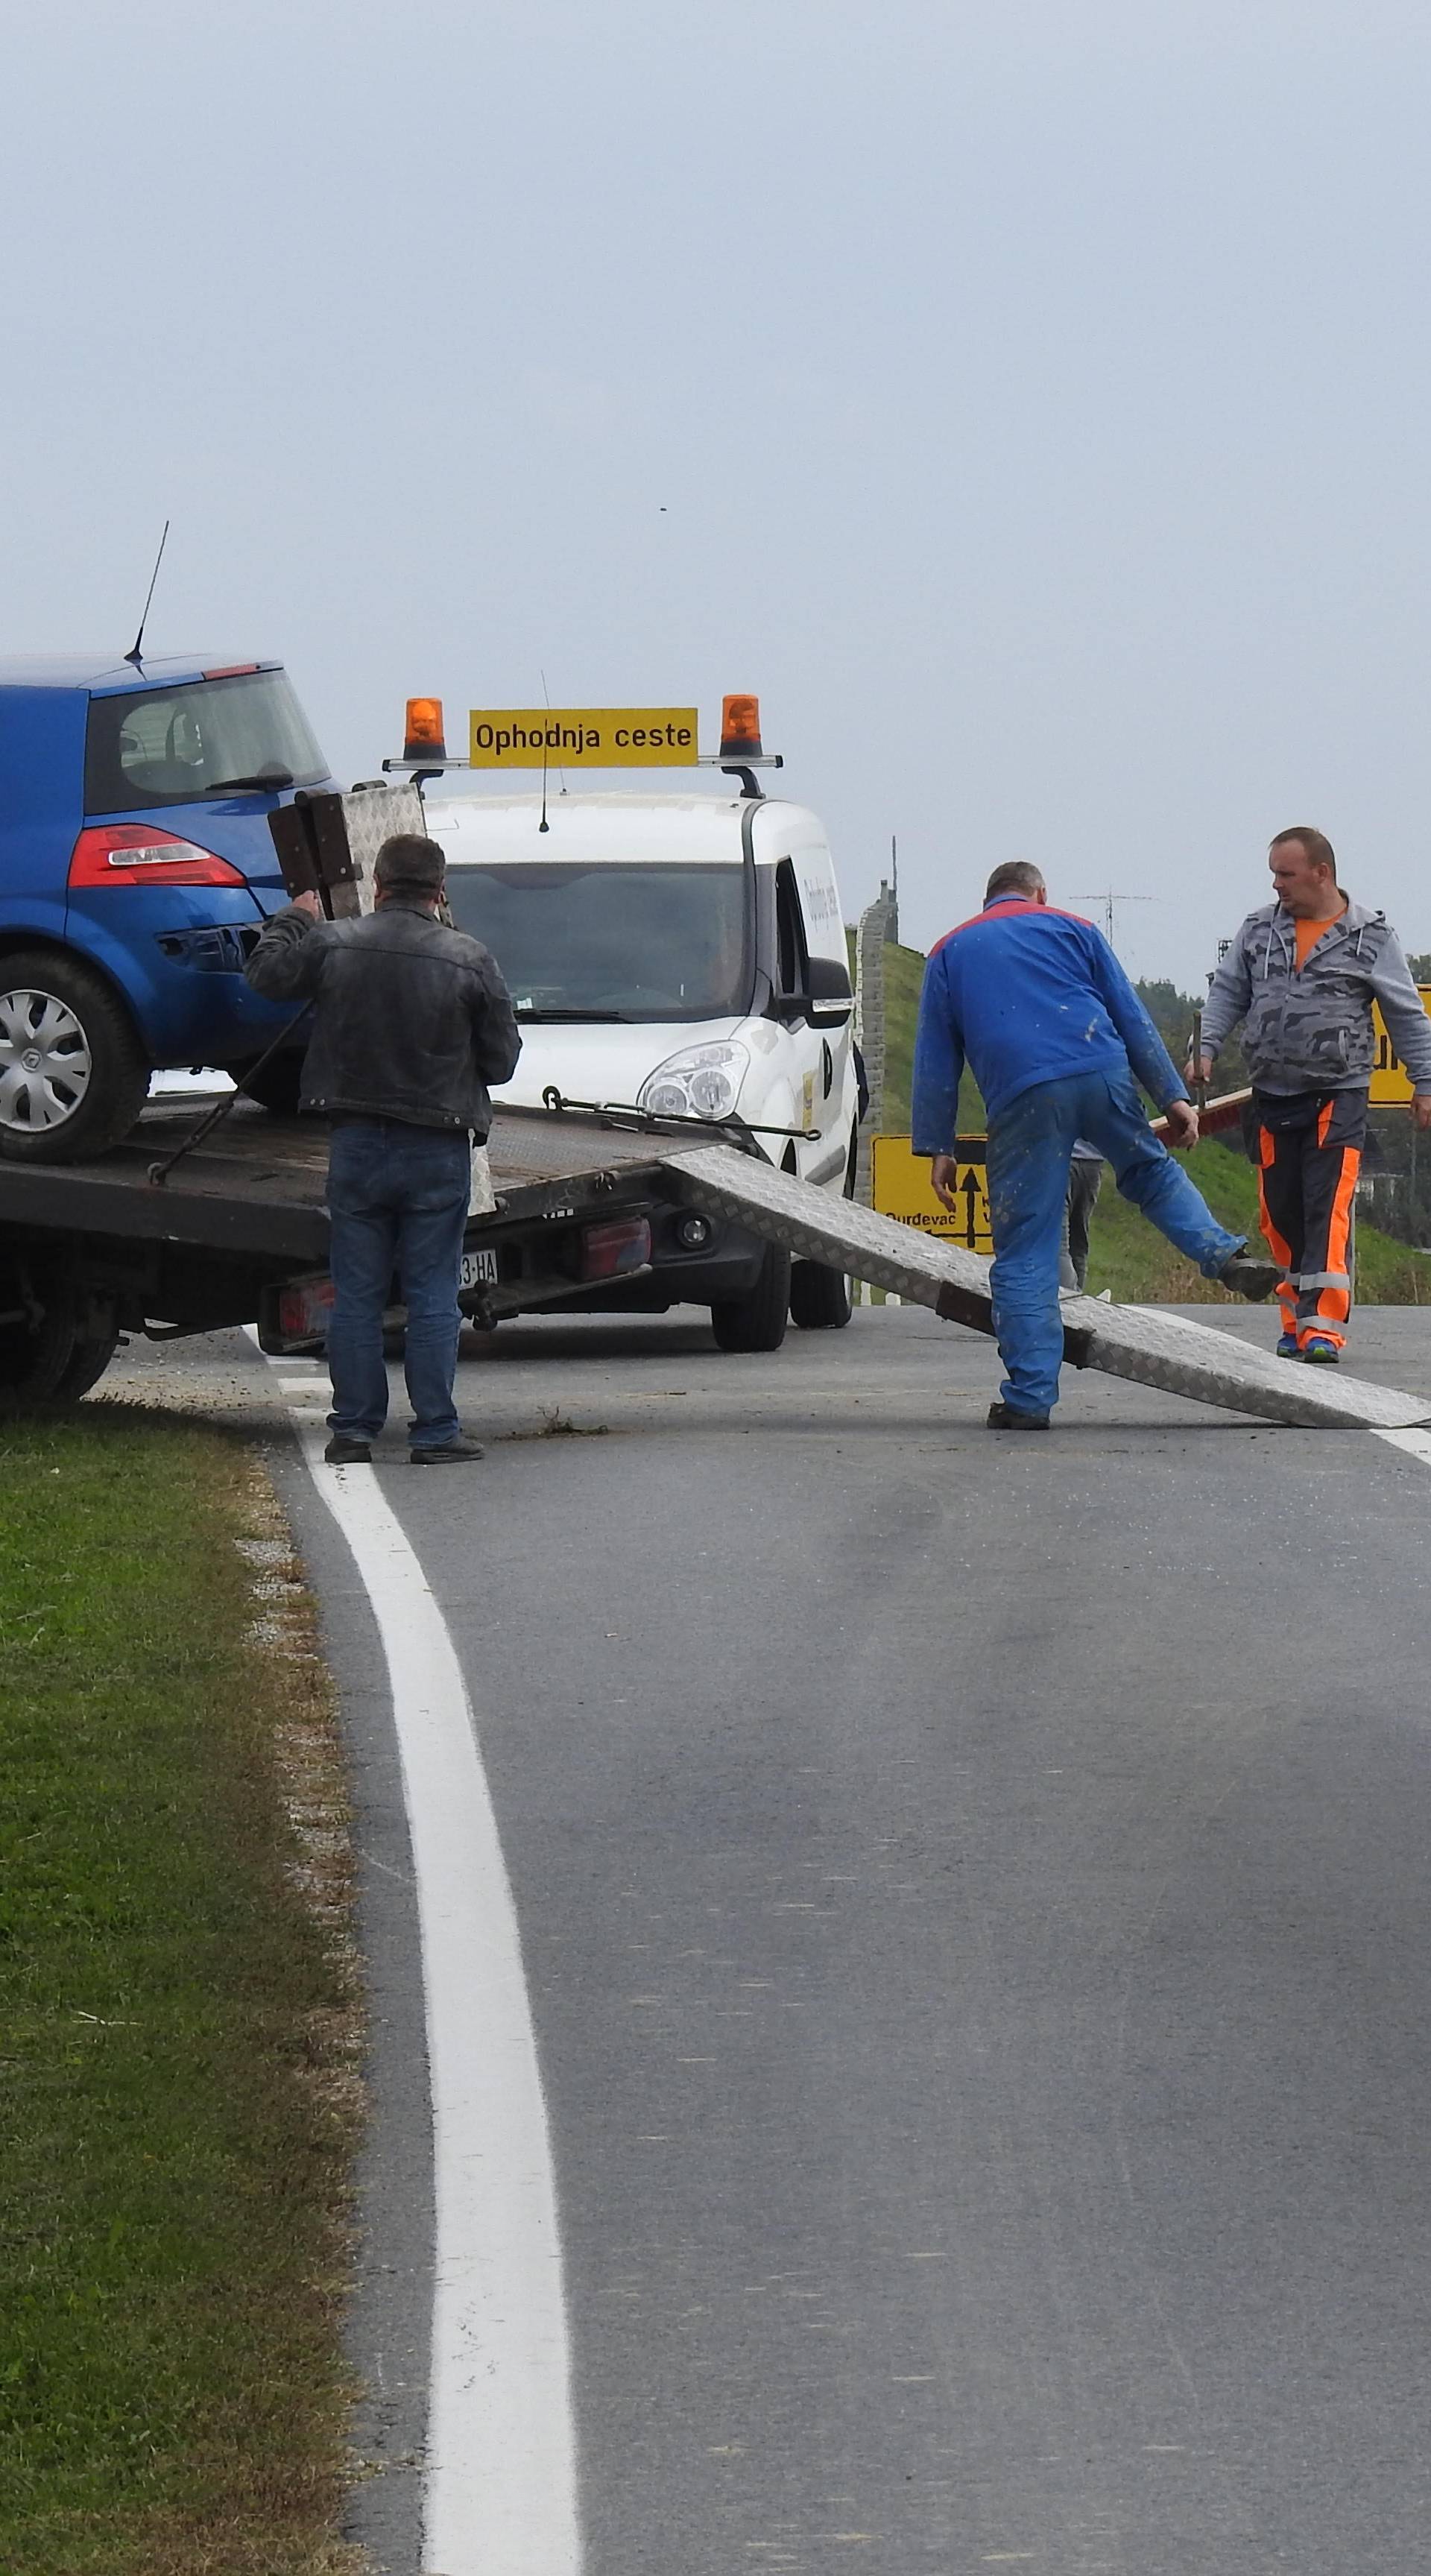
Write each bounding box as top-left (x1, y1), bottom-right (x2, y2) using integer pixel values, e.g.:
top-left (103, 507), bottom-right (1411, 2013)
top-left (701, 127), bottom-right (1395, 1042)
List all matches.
top-left (639, 1040), bottom-right (750, 1122)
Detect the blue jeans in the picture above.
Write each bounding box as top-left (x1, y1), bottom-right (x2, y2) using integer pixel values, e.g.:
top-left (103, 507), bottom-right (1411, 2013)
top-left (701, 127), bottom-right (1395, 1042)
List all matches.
top-left (325, 1120), bottom-right (471, 1449)
top-left (986, 1069), bottom-right (1245, 1416)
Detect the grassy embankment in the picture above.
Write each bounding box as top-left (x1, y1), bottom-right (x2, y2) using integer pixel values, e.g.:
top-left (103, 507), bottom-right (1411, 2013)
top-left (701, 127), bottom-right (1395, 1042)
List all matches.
top-left (859, 934), bottom-right (1431, 1304)
top-left (1, 1412), bottom-right (362, 2576)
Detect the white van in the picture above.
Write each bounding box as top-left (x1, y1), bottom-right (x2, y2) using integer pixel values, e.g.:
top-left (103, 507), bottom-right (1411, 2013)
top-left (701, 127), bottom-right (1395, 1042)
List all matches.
top-left (423, 786), bottom-right (861, 1349)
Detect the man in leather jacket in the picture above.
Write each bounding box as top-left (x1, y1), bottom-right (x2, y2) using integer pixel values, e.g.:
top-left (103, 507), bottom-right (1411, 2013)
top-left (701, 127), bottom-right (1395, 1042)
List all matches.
top-left (247, 833), bottom-right (519, 1464)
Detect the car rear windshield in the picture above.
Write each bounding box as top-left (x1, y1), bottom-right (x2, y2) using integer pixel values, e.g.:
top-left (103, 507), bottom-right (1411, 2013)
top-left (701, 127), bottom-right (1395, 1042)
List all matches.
top-left (84, 670), bottom-right (328, 814)
top-left (443, 862), bottom-right (753, 1021)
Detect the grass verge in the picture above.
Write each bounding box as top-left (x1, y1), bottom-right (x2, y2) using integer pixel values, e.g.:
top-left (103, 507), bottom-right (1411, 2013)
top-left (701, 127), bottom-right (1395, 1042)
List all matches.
top-left (1084, 1136), bottom-right (1431, 1305)
top-left (0, 1409), bottom-right (364, 2576)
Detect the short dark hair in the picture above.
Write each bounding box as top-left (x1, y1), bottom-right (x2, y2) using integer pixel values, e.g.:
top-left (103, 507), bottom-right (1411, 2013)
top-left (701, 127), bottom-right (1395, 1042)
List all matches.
top-left (984, 859), bottom-right (1046, 904)
top-left (1270, 826), bottom-right (1336, 878)
top-left (374, 833), bottom-right (447, 893)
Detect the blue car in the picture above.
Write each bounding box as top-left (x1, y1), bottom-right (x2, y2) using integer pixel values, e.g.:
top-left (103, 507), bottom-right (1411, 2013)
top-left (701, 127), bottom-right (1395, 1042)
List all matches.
top-left (0, 654), bottom-right (338, 1160)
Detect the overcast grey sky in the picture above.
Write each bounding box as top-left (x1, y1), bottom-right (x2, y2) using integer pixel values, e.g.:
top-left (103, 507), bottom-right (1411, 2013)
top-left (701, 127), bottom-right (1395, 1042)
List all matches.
top-left (7, 1), bottom-right (1431, 982)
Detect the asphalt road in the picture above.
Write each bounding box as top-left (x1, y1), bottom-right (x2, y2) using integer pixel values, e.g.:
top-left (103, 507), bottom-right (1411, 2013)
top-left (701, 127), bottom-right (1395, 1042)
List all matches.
top-left (103, 1306), bottom-right (1431, 2574)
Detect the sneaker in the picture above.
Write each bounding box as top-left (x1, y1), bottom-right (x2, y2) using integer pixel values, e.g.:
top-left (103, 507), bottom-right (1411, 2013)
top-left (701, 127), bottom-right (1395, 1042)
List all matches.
top-left (1300, 1336), bottom-right (1341, 1366)
top-left (987, 1401), bottom-right (1051, 1430)
top-left (410, 1435), bottom-right (485, 1465)
top-left (323, 1434), bottom-right (372, 1464)
top-left (1275, 1333), bottom-right (1301, 1360)
top-left (1215, 1248), bottom-right (1280, 1302)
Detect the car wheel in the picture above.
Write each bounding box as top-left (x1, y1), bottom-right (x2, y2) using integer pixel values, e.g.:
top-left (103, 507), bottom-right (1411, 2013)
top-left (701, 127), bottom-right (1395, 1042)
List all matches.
top-left (0, 953), bottom-right (151, 1162)
top-left (710, 1243), bottom-right (792, 1353)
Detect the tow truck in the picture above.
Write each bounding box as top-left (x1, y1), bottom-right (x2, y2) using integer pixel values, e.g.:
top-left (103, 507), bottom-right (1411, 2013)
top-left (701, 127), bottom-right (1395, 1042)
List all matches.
top-left (1, 708), bottom-right (1424, 1435)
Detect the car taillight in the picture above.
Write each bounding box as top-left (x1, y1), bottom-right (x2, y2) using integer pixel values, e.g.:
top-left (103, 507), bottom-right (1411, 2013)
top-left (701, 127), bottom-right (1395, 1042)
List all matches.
top-left (69, 825), bottom-right (248, 888)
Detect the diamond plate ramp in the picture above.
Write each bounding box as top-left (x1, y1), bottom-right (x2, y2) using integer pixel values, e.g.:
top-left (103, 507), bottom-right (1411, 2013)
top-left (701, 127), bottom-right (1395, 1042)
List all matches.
top-left (661, 1143), bottom-right (1431, 1432)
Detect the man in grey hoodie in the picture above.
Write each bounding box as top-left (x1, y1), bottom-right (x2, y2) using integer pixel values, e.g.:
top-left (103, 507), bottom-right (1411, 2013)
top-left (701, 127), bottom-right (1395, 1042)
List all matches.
top-left (1195, 827), bottom-right (1431, 1362)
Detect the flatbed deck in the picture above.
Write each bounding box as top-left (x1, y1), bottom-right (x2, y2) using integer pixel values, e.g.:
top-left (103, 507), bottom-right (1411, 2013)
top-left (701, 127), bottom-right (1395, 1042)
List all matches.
top-left (0, 1097), bottom-right (687, 1263)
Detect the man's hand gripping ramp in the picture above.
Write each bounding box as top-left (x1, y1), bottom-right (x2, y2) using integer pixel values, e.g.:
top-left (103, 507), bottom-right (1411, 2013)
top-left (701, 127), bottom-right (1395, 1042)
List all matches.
top-left (660, 1143), bottom-right (1431, 1431)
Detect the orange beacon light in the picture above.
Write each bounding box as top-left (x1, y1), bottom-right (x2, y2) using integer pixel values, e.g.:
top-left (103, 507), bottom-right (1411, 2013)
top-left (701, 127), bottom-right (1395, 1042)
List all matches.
top-left (403, 697), bottom-right (447, 762)
top-left (719, 694), bottom-right (762, 758)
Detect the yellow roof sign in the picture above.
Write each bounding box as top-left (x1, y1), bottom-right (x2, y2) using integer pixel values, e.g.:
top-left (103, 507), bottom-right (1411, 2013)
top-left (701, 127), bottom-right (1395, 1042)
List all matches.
top-left (1370, 988), bottom-right (1431, 1104)
top-left (469, 707), bottom-right (698, 768)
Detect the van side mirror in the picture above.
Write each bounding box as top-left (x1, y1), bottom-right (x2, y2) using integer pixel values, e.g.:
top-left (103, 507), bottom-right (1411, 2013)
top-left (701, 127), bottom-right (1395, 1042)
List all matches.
top-left (774, 953), bottom-right (853, 1025)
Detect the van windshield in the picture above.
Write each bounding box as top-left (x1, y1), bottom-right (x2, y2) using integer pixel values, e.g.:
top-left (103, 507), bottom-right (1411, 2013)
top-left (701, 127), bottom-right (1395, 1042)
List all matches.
top-left (444, 862), bottom-right (752, 1021)
top-left (85, 670), bottom-right (328, 813)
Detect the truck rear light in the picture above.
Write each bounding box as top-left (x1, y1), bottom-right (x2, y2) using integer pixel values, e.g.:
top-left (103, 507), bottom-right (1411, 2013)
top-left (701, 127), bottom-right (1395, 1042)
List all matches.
top-left (580, 1215), bottom-right (651, 1281)
top-left (277, 1278), bottom-right (335, 1339)
top-left (69, 825), bottom-right (248, 888)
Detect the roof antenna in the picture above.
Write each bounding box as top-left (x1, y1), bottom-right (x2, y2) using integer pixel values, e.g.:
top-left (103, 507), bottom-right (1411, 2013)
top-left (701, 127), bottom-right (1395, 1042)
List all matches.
top-left (537, 666), bottom-right (560, 833)
top-left (124, 519), bottom-right (170, 668)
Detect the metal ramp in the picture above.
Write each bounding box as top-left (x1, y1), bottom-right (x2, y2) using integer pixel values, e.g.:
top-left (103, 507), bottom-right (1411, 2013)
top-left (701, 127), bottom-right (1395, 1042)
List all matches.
top-left (661, 1143), bottom-right (1431, 1433)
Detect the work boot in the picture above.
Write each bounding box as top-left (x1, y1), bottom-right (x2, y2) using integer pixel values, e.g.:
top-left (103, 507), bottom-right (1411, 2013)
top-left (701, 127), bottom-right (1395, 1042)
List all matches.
top-left (986, 1401), bottom-right (1051, 1430)
top-left (410, 1435), bottom-right (485, 1465)
top-left (1215, 1248), bottom-right (1280, 1302)
top-left (1301, 1335), bottom-right (1341, 1366)
top-left (323, 1434), bottom-right (372, 1465)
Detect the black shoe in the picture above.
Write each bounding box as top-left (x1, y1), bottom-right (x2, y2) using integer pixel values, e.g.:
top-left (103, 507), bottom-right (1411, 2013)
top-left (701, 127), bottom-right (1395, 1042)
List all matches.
top-left (987, 1401), bottom-right (1051, 1430)
top-left (410, 1436), bottom-right (485, 1465)
top-left (1215, 1248), bottom-right (1280, 1302)
top-left (323, 1434), bottom-right (372, 1465)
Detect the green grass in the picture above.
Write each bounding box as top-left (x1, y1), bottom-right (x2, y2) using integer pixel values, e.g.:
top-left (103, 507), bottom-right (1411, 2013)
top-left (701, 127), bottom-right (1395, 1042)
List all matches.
top-left (1083, 1135), bottom-right (1431, 1304)
top-left (852, 926), bottom-right (1431, 1304)
top-left (0, 1413), bottom-right (362, 2576)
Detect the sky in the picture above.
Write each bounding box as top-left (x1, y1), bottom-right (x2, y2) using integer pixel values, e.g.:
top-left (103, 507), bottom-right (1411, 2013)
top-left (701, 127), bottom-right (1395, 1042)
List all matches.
top-left (7, 0), bottom-right (1431, 985)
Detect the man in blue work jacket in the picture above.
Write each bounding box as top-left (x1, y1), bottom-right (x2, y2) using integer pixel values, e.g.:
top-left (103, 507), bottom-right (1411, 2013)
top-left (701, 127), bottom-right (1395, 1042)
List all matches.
top-left (912, 861), bottom-right (1277, 1428)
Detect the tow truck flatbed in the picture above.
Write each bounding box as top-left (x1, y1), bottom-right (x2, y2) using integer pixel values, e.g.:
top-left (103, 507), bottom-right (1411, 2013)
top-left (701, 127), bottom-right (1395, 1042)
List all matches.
top-left (4, 1096), bottom-right (1427, 1431)
top-left (0, 1097), bottom-right (690, 1401)
top-left (0, 1097), bottom-right (685, 1263)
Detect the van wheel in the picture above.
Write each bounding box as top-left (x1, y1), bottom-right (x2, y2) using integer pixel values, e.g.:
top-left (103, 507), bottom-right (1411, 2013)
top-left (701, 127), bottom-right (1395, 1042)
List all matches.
top-left (789, 1259), bottom-right (853, 1329)
top-left (789, 1120), bottom-right (858, 1328)
top-left (0, 953), bottom-right (150, 1161)
top-left (710, 1244), bottom-right (791, 1353)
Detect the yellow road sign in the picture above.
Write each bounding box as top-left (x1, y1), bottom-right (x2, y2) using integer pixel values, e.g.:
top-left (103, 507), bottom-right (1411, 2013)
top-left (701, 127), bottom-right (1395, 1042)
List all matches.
top-left (468, 707), bottom-right (698, 768)
top-left (871, 1132), bottom-right (992, 1254)
top-left (1370, 988), bottom-right (1431, 1103)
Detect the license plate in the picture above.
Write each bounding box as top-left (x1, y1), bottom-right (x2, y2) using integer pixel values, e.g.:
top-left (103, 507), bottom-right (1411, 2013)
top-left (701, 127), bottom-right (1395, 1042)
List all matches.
top-left (459, 1248), bottom-right (499, 1291)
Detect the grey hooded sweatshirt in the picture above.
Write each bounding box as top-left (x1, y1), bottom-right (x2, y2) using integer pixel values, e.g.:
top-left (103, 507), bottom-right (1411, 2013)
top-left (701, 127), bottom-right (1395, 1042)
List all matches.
top-left (1201, 896), bottom-right (1431, 1096)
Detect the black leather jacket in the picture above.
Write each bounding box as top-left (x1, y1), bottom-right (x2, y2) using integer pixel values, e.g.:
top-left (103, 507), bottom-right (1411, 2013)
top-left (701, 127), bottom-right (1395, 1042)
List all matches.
top-left (244, 898), bottom-right (521, 1136)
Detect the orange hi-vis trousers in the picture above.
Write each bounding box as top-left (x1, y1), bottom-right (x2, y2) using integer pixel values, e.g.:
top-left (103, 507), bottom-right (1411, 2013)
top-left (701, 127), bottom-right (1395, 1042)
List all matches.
top-left (1254, 1087), bottom-right (1367, 1351)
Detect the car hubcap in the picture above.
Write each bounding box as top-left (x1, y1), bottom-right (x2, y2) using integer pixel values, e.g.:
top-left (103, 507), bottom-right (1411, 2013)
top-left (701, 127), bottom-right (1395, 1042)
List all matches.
top-left (0, 988), bottom-right (93, 1131)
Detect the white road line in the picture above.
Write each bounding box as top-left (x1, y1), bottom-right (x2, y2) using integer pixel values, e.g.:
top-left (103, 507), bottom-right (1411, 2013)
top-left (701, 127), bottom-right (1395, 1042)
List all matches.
top-left (1373, 1426), bottom-right (1431, 1470)
top-left (248, 1337), bottom-right (579, 2574)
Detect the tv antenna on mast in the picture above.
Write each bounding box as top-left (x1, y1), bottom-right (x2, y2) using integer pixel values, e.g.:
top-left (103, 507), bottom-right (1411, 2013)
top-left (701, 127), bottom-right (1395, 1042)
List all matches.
top-left (1068, 887), bottom-right (1156, 950)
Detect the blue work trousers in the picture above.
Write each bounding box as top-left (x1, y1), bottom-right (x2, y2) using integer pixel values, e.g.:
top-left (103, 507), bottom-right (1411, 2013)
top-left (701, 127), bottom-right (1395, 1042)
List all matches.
top-left (325, 1120), bottom-right (472, 1449)
top-left (986, 1070), bottom-right (1244, 1417)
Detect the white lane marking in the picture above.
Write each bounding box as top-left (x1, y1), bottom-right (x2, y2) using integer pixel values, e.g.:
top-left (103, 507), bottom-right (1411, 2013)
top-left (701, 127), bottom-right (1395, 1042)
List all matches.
top-left (1374, 1426), bottom-right (1431, 1470)
top-left (247, 1336), bottom-right (579, 2574)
